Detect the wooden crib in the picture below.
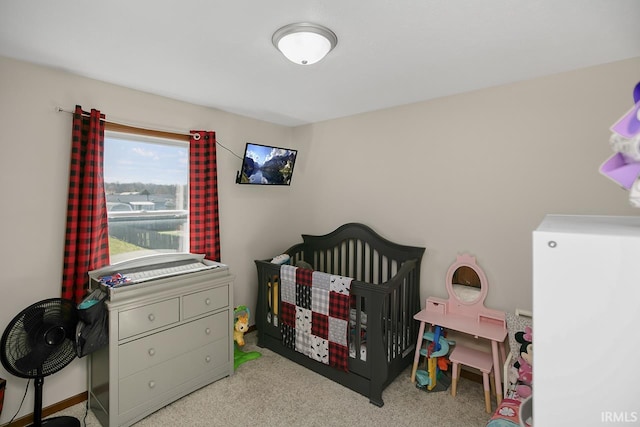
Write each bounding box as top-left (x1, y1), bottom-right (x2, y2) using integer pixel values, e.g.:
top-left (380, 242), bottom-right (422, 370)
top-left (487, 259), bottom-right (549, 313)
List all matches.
top-left (255, 223), bottom-right (425, 406)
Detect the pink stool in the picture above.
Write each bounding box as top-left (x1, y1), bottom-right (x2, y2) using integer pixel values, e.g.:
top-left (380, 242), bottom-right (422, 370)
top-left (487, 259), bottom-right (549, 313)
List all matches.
top-left (449, 344), bottom-right (495, 413)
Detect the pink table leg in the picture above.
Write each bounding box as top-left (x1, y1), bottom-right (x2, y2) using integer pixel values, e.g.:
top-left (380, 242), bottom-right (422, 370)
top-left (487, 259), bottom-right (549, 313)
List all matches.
top-left (491, 340), bottom-right (503, 404)
top-left (410, 321), bottom-right (426, 383)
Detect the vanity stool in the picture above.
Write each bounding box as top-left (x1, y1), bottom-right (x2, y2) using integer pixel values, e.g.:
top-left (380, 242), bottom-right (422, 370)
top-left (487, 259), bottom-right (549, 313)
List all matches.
top-left (449, 344), bottom-right (495, 413)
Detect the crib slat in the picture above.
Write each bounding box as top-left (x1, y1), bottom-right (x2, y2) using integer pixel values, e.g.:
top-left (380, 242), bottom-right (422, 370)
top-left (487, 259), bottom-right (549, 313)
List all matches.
top-left (345, 239), bottom-right (350, 277)
top-left (402, 276), bottom-right (408, 349)
top-left (391, 289), bottom-right (397, 358)
top-left (354, 295), bottom-right (362, 361)
top-left (358, 240), bottom-right (363, 281)
top-left (368, 243), bottom-right (374, 284)
top-left (330, 247), bottom-right (334, 273)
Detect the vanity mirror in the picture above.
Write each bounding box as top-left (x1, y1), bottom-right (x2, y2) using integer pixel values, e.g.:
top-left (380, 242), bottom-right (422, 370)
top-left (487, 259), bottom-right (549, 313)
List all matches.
top-left (445, 253), bottom-right (488, 308)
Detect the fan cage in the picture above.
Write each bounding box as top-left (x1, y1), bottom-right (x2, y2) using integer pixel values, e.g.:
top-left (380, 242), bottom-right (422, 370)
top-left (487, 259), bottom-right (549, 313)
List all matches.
top-left (1, 298), bottom-right (78, 379)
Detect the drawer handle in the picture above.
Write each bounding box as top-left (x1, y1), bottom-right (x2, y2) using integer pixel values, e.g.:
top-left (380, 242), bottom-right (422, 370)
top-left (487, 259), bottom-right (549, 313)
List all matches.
top-left (205, 298), bottom-right (211, 306)
top-left (148, 381), bottom-right (156, 389)
top-left (148, 348), bottom-right (156, 356)
top-left (205, 355), bottom-right (211, 363)
top-left (205, 328), bottom-right (211, 335)
top-left (148, 313), bottom-right (155, 322)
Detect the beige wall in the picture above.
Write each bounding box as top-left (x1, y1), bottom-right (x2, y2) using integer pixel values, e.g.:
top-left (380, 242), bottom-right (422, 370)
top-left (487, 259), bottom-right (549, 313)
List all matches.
top-left (291, 56), bottom-right (640, 312)
top-left (0, 55), bottom-right (296, 423)
top-left (1, 54), bottom-right (638, 422)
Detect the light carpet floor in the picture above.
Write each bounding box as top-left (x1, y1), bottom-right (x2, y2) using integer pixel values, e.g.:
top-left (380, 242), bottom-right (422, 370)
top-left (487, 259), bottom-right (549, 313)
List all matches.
top-left (55, 332), bottom-right (494, 426)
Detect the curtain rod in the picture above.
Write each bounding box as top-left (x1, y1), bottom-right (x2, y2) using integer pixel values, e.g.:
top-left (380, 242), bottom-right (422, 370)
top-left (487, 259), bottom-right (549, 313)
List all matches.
top-left (56, 106), bottom-right (243, 160)
top-left (55, 106), bottom-right (194, 137)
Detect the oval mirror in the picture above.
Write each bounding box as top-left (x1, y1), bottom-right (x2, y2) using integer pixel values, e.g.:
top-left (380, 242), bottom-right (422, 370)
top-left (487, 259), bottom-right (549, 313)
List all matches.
top-left (451, 266), bottom-right (481, 303)
top-left (445, 253), bottom-right (488, 307)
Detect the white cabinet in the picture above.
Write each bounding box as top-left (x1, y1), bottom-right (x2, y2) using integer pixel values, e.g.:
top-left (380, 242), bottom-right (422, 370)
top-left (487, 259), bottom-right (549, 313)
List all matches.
top-left (88, 265), bottom-right (234, 427)
top-left (533, 215), bottom-right (640, 426)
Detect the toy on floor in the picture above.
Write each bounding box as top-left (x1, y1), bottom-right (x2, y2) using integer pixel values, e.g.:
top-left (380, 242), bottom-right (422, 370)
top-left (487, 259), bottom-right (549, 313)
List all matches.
top-left (512, 326), bottom-right (532, 398)
top-left (415, 326), bottom-right (454, 392)
top-left (233, 306), bottom-right (261, 370)
top-left (234, 307), bottom-right (250, 346)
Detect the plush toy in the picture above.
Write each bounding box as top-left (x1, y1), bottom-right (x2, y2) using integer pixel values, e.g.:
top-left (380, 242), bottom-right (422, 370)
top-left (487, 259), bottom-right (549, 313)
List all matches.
top-left (513, 326), bottom-right (533, 398)
top-left (234, 308), bottom-right (250, 347)
top-left (232, 305), bottom-right (261, 370)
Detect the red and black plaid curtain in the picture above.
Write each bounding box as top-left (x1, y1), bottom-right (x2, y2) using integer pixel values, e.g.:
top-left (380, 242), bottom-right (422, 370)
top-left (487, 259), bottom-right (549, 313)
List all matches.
top-left (61, 105), bottom-right (110, 304)
top-left (189, 131), bottom-right (221, 261)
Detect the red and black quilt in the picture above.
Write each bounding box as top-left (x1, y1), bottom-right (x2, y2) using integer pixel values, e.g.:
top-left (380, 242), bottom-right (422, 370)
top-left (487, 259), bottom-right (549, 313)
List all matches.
top-left (279, 264), bottom-right (353, 372)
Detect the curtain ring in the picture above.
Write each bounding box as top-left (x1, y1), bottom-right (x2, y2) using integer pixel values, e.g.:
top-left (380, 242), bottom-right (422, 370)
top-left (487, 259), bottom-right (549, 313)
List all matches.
top-left (192, 132), bottom-right (201, 141)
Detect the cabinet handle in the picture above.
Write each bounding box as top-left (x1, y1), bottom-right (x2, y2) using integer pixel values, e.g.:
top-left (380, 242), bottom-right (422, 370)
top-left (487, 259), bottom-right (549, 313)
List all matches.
top-left (148, 348), bottom-right (156, 356)
top-left (548, 240), bottom-right (557, 248)
top-left (148, 313), bottom-right (155, 322)
top-left (148, 381), bottom-right (156, 389)
top-left (205, 328), bottom-right (211, 335)
top-left (205, 298), bottom-right (211, 306)
top-left (205, 355), bottom-right (211, 363)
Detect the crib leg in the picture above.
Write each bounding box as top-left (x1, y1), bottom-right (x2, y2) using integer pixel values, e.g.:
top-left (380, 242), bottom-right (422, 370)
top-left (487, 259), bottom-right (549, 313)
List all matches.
top-left (370, 367), bottom-right (385, 406)
top-left (369, 391), bottom-right (384, 407)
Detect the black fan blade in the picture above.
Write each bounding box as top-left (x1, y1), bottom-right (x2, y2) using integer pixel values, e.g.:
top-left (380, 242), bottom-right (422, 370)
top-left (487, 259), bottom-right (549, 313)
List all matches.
top-left (15, 344), bottom-right (54, 373)
top-left (22, 307), bottom-right (45, 334)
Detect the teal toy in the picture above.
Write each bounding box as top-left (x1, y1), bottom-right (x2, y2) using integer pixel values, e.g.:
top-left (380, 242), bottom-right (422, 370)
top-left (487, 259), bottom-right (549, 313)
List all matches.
top-left (415, 326), bottom-right (454, 392)
top-left (233, 306), bottom-right (261, 370)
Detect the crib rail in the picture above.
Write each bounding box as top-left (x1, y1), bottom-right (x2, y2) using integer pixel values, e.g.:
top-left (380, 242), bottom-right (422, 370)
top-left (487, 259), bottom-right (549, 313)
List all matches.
top-left (301, 223), bottom-right (424, 284)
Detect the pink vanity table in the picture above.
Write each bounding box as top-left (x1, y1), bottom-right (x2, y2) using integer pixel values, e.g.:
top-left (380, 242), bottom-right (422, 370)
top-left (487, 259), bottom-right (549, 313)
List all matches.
top-left (410, 254), bottom-right (507, 403)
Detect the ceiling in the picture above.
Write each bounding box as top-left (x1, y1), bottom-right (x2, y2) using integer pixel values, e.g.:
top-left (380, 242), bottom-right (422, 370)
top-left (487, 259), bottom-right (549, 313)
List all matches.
top-left (1, 1), bottom-right (639, 127)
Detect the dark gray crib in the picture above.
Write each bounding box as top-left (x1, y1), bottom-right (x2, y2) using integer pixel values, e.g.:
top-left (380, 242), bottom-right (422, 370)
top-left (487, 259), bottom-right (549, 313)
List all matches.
top-left (255, 223), bottom-right (425, 406)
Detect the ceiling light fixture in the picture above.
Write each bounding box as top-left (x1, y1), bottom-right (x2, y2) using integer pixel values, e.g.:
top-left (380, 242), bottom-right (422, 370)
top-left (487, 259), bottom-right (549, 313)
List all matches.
top-left (272, 23), bottom-right (337, 65)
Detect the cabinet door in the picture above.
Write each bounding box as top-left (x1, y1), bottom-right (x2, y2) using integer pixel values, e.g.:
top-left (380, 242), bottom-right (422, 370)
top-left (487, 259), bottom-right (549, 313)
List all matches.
top-left (534, 227), bottom-right (640, 425)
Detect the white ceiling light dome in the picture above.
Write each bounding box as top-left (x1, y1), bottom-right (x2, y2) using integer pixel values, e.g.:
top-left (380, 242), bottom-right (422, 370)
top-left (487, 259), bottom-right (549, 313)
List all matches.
top-left (272, 23), bottom-right (338, 65)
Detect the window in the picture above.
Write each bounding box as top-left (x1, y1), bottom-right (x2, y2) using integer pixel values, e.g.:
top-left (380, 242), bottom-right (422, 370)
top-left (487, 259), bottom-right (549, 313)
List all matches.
top-left (104, 124), bottom-right (190, 263)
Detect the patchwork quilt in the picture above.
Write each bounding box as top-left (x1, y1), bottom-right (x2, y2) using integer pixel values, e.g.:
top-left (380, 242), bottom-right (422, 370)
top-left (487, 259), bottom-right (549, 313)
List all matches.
top-left (279, 264), bottom-right (353, 372)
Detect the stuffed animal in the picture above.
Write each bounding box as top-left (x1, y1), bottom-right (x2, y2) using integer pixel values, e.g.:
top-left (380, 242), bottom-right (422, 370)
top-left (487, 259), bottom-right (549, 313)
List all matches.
top-left (513, 326), bottom-right (533, 398)
top-left (232, 305), bottom-right (262, 369)
top-left (234, 308), bottom-right (250, 347)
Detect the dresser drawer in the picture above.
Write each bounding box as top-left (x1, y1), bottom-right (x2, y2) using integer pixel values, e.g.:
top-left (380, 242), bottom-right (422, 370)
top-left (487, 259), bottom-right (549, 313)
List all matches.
top-left (118, 311), bottom-right (228, 379)
top-left (118, 341), bottom-right (228, 414)
top-left (183, 284), bottom-right (229, 319)
top-left (119, 298), bottom-right (179, 340)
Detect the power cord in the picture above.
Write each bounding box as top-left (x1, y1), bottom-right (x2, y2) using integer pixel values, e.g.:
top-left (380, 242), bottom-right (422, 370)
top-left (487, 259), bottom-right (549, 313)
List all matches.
top-left (216, 139), bottom-right (243, 160)
top-left (83, 399), bottom-right (89, 426)
top-left (4, 380), bottom-right (89, 426)
top-left (7, 379), bottom-right (30, 426)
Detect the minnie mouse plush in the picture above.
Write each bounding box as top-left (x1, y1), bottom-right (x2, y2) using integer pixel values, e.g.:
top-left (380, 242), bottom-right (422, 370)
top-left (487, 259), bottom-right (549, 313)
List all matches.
top-left (513, 326), bottom-right (532, 398)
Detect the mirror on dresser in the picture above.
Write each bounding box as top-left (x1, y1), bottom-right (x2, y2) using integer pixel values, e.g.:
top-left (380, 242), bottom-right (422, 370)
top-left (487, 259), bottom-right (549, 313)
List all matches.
top-left (450, 265), bottom-right (482, 303)
top-left (445, 253), bottom-right (488, 310)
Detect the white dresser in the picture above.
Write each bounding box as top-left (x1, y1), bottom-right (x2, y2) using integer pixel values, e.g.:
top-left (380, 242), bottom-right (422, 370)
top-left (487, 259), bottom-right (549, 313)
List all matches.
top-left (87, 256), bottom-right (234, 427)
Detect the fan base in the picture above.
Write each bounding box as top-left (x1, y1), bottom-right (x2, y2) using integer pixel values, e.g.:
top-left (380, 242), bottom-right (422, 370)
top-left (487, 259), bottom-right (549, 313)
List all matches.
top-left (32, 415), bottom-right (80, 427)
